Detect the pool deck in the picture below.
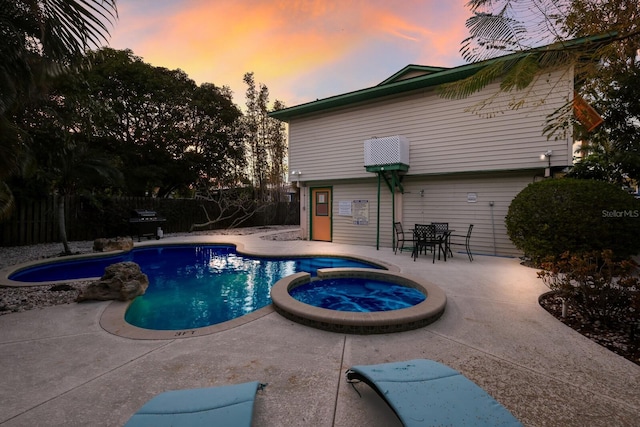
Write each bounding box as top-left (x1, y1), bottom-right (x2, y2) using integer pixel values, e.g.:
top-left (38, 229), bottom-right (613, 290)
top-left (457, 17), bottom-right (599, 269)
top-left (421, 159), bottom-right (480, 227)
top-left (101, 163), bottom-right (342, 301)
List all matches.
top-left (1, 230), bottom-right (639, 426)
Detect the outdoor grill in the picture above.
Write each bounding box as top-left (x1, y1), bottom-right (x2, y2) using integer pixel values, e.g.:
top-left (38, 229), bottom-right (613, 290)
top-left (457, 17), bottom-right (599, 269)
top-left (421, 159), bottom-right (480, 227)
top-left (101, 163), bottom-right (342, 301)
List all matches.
top-left (129, 209), bottom-right (166, 241)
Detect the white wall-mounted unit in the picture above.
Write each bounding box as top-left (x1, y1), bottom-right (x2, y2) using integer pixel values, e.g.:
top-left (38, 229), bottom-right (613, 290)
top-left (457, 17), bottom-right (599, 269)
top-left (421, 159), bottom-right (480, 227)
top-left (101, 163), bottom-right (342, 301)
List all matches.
top-left (364, 135), bottom-right (410, 167)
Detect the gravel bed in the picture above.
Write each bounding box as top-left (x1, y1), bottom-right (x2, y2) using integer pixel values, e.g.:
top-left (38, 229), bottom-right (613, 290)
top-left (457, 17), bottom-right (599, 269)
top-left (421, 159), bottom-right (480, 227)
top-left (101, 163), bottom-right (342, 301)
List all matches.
top-left (0, 226), bottom-right (300, 315)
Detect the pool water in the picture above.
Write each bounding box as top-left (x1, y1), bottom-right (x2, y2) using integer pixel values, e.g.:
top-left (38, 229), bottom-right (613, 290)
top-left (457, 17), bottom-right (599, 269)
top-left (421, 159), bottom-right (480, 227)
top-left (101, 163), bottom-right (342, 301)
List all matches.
top-left (289, 278), bottom-right (426, 312)
top-left (10, 245), bottom-right (383, 330)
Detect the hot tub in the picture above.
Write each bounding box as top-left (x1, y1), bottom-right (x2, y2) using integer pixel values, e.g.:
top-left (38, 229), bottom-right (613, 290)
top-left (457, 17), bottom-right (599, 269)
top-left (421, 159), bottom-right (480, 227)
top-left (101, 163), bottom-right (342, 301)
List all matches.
top-left (270, 268), bottom-right (446, 334)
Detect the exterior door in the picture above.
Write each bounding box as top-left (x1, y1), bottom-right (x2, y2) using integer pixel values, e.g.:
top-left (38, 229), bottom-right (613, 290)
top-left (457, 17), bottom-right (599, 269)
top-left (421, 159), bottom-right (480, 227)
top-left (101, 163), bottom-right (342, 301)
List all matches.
top-left (311, 188), bottom-right (331, 241)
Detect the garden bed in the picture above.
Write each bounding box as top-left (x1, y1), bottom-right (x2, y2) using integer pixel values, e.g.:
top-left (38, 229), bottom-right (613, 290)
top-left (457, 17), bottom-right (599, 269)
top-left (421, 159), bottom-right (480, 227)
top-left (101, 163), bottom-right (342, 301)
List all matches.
top-left (539, 291), bottom-right (639, 366)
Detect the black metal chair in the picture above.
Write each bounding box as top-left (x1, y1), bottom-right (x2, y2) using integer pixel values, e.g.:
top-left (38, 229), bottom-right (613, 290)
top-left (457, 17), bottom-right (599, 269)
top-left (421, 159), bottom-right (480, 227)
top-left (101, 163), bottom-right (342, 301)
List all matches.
top-left (393, 222), bottom-right (415, 254)
top-left (448, 224), bottom-right (474, 262)
top-left (412, 224), bottom-right (446, 263)
top-left (431, 222), bottom-right (450, 257)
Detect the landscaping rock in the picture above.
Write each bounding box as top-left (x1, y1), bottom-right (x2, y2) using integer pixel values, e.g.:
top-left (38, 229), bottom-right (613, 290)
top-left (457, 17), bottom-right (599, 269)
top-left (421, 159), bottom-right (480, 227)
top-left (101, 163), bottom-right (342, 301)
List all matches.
top-left (93, 237), bottom-right (134, 252)
top-left (76, 262), bottom-right (148, 302)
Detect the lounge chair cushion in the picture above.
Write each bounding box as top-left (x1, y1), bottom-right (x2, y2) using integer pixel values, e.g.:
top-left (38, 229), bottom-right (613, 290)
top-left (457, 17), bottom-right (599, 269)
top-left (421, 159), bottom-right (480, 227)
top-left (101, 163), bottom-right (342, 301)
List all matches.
top-left (124, 381), bottom-right (261, 427)
top-left (347, 359), bottom-right (522, 427)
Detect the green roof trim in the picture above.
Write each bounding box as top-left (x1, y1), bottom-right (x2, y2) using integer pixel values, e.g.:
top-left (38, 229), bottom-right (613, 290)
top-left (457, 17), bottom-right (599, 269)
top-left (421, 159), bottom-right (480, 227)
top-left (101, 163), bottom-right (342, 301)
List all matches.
top-left (268, 33), bottom-right (616, 122)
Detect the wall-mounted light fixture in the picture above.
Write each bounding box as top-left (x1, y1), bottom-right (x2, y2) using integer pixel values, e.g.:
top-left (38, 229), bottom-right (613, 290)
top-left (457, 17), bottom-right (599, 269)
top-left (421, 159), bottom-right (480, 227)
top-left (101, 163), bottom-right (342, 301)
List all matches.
top-left (540, 150), bottom-right (552, 177)
top-left (290, 170), bottom-right (302, 181)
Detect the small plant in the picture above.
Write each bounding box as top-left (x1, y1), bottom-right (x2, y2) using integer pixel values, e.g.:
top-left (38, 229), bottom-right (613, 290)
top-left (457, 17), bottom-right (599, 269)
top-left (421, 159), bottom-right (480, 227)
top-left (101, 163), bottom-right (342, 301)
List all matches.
top-left (538, 250), bottom-right (639, 327)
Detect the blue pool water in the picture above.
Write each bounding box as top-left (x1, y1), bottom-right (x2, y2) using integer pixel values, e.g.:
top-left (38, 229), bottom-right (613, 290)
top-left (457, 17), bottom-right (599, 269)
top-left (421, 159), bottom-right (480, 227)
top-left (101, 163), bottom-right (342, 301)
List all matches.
top-left (10, 245), bottom-right (383, 330)
top-left (289, 278), bottom-right (425, 312)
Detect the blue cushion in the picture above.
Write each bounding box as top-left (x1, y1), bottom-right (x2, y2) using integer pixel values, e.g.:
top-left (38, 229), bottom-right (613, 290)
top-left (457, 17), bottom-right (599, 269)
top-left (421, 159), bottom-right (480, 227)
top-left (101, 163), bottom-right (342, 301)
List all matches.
top-left (347, 359), bottom-right (522, 427)
top-left (125, 381), bottom-right (260, 427)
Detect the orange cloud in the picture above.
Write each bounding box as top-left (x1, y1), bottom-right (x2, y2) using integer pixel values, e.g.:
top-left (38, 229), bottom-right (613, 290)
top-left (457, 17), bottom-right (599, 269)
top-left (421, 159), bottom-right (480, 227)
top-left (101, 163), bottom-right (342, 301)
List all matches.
top-left (109, 0), bottom-right (471, 106)
top-left (128, 2), bottom-right (357, 82)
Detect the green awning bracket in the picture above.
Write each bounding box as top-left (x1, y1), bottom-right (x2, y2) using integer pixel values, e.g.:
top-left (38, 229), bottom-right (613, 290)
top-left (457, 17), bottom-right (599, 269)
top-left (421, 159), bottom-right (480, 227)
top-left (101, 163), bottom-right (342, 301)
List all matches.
top-left (365, 163), bottom-right (409, 250)
top-left (365, 164), bottom-right (409, 194)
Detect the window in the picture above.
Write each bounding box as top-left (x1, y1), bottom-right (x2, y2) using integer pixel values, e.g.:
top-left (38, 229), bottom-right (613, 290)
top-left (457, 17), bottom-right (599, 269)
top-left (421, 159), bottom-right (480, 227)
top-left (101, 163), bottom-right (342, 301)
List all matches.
top-left (316, 191), bottom-right (329, 216)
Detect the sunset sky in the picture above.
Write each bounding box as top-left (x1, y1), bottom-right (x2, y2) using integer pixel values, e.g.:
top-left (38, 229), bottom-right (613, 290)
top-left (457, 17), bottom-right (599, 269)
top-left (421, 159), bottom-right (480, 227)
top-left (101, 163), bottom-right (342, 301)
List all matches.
top-left (106, 1), bottom-right (472, 108)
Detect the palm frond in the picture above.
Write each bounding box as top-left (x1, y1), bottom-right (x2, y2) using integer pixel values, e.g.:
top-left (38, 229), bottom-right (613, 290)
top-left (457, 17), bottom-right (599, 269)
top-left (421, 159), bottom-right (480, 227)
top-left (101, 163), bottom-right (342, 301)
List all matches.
top-left (499, 53), bottom-right (541, 91)
top-left (542, 100), bottom-right (573, 140)
top-left (461, 6), bottom-right (528, 62)
top-left (439, 61), bottom-right (505, 99)
top-left (42, 0), bottom-right (118, 59)
top-left (0, 0), bottom-right (118, 111)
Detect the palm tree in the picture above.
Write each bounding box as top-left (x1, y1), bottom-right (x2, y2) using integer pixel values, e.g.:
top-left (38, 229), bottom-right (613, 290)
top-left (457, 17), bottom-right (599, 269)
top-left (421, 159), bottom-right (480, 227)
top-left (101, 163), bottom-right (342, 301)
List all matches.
top-left (50, 139), bottom-right (123, 254)
top-left (0, 0), bottom-right (118, 220)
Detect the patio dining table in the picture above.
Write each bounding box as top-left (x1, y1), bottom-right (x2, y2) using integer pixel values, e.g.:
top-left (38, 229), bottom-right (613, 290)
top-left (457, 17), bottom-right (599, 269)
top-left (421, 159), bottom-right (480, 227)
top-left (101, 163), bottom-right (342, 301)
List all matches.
top-left (412, 224), bottom-right (451, 263)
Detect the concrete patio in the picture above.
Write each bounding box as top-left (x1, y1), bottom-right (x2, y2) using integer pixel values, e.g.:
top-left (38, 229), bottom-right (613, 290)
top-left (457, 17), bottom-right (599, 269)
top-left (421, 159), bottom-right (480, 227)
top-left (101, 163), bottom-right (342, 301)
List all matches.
top-left (1, 230), bottom-right (638, 426)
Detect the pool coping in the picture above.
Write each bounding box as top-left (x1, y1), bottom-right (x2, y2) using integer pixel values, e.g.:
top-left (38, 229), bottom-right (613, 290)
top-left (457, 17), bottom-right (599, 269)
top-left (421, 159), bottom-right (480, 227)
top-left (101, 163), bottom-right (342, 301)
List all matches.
top-left (99, 300), bottom-right (277, 340)
top-left (270, 268), bottom-right (447, 334)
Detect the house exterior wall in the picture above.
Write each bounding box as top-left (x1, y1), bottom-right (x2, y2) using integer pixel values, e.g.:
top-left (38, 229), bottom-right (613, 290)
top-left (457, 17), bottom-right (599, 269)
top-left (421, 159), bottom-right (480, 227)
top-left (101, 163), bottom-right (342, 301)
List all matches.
top-left (299, 172), bottom-right (535, 257)
top-left (289, 68), bottom-right (574, 258)
top-left (400, 172), bottom-right (536, 257)
top-left (288, 69), bottom-right (573, 182)
top-left (302, 179), bottom-right (395, 248)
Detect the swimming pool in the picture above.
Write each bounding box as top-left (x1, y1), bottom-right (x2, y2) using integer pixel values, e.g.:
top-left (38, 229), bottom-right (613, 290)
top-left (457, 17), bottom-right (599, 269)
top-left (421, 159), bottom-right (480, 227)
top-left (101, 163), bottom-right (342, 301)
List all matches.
top-left (8, 245), bottom-right (384, 330)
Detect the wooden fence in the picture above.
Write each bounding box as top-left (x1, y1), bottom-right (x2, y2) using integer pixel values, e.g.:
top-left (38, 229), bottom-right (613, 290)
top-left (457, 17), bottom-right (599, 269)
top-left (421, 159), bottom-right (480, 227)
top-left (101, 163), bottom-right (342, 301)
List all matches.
top-left (0, 196), bottom-right (299, 247)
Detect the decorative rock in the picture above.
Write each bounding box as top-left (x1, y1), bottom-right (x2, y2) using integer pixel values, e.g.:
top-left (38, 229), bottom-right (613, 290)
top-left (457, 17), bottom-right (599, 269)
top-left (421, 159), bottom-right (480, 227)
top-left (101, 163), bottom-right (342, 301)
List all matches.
top-left (76, 262), bottom-right (148, 302)
top-left (93, 237), bottom-right (134, 252)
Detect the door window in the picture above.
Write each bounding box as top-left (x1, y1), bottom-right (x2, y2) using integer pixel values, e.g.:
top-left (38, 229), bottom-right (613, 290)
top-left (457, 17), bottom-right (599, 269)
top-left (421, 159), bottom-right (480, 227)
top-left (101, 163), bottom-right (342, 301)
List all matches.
top-left (316, 191), bottom-right (329, 216)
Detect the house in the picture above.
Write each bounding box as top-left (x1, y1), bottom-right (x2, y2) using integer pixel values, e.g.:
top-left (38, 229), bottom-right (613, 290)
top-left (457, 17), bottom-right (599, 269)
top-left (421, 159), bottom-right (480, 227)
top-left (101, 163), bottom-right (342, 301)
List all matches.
top-left (270, 38), bottom-right (599, 257)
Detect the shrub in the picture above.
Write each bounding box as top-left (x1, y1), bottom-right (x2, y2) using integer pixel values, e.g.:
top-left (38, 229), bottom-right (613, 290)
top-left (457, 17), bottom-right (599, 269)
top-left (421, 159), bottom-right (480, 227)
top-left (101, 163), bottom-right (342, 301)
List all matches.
top-left (505, 178), bottom-right (640, 261)
top-left (538, 250), bottom-right (639, 324)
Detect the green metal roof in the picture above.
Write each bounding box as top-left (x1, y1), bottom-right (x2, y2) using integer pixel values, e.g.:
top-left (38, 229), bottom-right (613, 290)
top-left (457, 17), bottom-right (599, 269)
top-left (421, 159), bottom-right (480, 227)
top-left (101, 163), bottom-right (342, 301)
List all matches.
top-left (268, 33), bottom-right (616, 122)
top-left (268, 63), bottom-right (482, 121)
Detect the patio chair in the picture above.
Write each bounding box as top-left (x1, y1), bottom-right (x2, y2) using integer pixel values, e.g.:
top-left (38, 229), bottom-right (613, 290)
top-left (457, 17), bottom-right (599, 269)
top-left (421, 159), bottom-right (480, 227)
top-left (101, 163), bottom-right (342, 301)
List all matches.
top-left (431, 222), bottom-right (450, 256)
top-left (346, 359), bottom-right (523, 427)
top-left (449, 224), bottom-right (474, 262)
top-left (412, 224), bottom-right (445, 263)
top-left (393, 221), bottom-right (415, 254)
top-left (124, 381), bottom-right (264, 427)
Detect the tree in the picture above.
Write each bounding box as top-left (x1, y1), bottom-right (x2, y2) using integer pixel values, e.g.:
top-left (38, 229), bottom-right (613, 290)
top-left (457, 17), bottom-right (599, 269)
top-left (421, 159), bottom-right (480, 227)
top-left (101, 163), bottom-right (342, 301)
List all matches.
top-left (51, 141), bottom-right (123, 254)
top-left (70, 48), bottom-right (246, 198)
top-left (243, 72), bottom-right (268, 198)
top-left (0, 0), bottom-right (118, 219)
top-left (442, 1), bottom-right (640, 139)
top-left (13, 72), bottom-right (123, 254)
top-left (567, 139), bottom-right (629, 185)
top-left (267, 99), bottom-right (288, 202)
top-left (570, 51), bottom-right (640, 184)
top-left (189, 83), bottom-right (246, 191)
top-left (563, 1), bottom-right (640, 183)
top-left (189, 189), bottom-right (262, 231)
top-left (243, 72), bottom-right (287, 202)
top-left (13, 47), bottom-right (249, 203)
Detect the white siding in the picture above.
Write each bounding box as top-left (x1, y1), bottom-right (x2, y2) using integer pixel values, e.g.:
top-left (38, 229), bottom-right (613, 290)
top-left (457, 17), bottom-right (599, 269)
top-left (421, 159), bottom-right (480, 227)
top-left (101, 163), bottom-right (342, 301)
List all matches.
top-left (303, 179), bottom-right (395, 248)
top-left (400, 172), bottom-right (534, 257)
top-left (301, 172), bottom-right (532, 257)
top-left (288, 69), bottom-right (573, 183)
